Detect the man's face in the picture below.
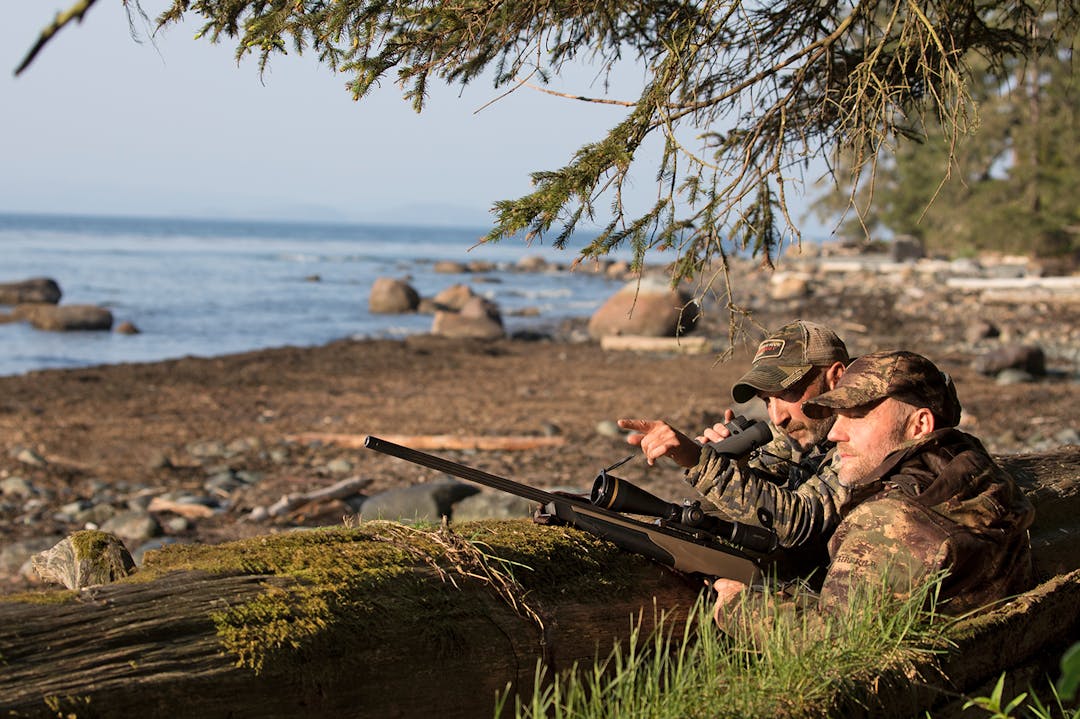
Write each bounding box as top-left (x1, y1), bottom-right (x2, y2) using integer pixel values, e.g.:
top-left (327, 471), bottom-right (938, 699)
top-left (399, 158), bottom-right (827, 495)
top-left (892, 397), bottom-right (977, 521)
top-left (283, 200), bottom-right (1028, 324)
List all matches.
top-left (827, 398), bottom-right (913, 487)
top-left (758, 369), bottom-right (834, 452)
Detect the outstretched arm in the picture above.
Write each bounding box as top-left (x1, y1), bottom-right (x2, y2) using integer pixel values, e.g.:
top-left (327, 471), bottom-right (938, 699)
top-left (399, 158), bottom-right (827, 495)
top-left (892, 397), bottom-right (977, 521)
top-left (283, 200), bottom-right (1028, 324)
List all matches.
top-left (618, 418), bottom-right (703, 468)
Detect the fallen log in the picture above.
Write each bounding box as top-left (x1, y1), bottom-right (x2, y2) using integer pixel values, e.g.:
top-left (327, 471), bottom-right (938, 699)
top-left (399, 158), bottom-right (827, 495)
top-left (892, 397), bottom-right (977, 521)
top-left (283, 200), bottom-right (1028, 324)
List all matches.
top-left (0, 522), bottom-right (701, 718)
top-left (1, 447), bottom-right (1077, 718)
top-left (288, 432), bottom-right (566, 451)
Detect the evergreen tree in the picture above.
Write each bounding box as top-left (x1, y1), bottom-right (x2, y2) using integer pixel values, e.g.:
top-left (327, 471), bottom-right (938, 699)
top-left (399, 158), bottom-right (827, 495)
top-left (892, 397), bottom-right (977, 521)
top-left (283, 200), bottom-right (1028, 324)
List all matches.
top-left (18, 1), bottom-right (1078, 284)
top-left (816, 19), bottom-right (1080, 259)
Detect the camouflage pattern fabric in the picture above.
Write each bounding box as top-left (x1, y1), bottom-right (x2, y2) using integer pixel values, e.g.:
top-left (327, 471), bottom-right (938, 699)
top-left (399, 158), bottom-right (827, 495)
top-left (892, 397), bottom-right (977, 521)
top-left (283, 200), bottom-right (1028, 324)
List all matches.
top-left (819, 428), bottom-right (1035, 614)
top-left (684, 422), bottom-right (850, 550)
top-left (713, 428), bottom-right (1035, 637)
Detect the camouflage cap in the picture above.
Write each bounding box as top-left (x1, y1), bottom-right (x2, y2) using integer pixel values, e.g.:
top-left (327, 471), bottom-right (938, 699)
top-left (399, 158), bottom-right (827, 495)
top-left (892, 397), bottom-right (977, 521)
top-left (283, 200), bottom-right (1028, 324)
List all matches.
top-left (731, 320), bottom-right (849, 403)
top-left (803, 350), bottom-right (962, 427)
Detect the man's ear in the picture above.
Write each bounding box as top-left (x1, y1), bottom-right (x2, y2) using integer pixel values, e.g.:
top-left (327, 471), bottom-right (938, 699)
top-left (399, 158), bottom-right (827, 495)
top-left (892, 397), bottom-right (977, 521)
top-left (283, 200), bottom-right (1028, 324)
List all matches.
top-left (906, 407), bottom-right (936, 439)
top-left (824, 361), bottom-right (846, 390)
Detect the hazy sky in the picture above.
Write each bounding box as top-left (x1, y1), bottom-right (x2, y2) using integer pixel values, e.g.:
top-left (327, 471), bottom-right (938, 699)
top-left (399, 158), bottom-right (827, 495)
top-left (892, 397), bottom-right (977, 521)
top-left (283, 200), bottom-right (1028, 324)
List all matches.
top-left (4, 4), bottom-right (829, 234)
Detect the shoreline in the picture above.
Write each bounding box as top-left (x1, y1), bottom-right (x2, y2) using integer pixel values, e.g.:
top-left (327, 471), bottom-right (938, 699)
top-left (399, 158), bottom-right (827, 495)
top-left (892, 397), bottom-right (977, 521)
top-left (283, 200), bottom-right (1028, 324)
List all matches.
top-left (0, 332), bottom-right (1077, 594)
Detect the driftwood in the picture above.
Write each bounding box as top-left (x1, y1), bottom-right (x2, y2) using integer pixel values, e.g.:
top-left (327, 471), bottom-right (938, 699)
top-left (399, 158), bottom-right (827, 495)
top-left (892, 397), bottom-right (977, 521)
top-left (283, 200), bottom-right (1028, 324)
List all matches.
top-left (288, 432), bottom-right (566, 451)
top-left (257, 476), bottom-right (373, 519)
top-left (1, 447), bottom-right (1077, 718)
top-left (599, 335), bottom-right (713, 354)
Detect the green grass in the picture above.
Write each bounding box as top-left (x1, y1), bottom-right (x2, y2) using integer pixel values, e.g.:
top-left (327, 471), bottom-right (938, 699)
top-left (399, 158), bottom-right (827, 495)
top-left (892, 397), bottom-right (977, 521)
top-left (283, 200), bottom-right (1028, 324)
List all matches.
top-left (498, 573), bottom-right (949, 719)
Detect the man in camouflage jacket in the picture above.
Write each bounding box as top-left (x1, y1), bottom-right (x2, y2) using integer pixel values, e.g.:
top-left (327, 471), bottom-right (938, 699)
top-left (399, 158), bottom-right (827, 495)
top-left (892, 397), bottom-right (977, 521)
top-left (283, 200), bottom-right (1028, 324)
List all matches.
top-left (619, 320), bottom-right (850, 552)
top-left (711, 350), bottom-right (1036, 631)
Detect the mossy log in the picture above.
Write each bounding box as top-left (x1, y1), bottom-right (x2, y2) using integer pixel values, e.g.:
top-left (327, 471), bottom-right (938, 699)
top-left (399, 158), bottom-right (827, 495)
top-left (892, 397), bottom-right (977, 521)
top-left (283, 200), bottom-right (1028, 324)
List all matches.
top-left (1, 447), bottom-right (1078, 719)
top-left (0, 521), bottom-right (703, 718)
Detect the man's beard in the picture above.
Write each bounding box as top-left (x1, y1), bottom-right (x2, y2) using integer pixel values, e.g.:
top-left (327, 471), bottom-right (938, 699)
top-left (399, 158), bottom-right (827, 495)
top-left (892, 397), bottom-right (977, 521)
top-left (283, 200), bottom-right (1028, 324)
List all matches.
top-left (784, 415), bottom-right (836, 452)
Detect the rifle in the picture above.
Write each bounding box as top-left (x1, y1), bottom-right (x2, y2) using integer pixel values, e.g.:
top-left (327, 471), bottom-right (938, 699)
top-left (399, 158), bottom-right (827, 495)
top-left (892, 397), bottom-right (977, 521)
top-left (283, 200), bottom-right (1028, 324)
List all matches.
top-left (363, 417), bottom-right (776, 585)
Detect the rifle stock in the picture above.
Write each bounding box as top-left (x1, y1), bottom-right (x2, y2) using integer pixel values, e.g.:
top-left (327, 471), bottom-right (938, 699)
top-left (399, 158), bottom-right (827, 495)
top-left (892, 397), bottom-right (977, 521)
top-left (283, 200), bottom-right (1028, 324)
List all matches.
top-left (363, 435), bottom-right (763, 584)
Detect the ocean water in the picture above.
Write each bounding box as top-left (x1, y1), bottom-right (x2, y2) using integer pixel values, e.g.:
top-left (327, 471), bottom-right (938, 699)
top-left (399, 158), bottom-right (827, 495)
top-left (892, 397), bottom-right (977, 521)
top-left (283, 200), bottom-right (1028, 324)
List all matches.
top-left (0, 213), bottom-right (631, 377)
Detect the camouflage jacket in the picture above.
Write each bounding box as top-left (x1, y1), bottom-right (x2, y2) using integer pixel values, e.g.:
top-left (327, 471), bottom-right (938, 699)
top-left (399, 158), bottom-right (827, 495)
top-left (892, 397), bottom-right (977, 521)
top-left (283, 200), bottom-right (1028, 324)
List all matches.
top-left (818, 428), bottom-right (1035, 614)
top-left (715, 428), bottom-right (1036, 638)
top-left (684, 424), bottom-right (849, 550)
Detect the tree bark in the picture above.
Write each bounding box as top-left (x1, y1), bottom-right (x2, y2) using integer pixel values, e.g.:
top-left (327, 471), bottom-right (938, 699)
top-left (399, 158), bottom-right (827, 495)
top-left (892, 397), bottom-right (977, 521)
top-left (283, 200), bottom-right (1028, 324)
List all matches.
top-left (1, 447), bottom-right (1077, 718)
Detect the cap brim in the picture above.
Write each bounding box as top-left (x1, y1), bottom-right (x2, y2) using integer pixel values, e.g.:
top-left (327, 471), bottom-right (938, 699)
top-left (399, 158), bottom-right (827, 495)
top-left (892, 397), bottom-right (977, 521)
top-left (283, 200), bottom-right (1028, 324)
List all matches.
top-left (802, 385), bottom-right (887, 418)
top-left (731, 364), bottom-right (811, 404)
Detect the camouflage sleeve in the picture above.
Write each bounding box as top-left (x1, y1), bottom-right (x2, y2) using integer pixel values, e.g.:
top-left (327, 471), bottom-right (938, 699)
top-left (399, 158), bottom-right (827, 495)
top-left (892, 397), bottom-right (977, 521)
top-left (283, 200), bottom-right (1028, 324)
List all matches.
top-left (817, 497), bottom-right (945, 613)
top-left (684, 444), bottom-right (849, 549)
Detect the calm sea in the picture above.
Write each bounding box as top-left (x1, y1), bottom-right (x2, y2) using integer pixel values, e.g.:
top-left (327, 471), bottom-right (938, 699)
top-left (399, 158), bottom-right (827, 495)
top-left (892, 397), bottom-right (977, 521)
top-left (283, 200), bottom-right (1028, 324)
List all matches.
top-left (0, 213), bottom-right (631, 377)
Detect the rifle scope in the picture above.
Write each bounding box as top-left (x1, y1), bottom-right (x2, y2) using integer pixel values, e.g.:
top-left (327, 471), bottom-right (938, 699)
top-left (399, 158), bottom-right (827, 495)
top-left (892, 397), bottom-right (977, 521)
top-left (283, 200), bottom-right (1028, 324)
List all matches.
top-left (589, 472), bottom-right (778, 555)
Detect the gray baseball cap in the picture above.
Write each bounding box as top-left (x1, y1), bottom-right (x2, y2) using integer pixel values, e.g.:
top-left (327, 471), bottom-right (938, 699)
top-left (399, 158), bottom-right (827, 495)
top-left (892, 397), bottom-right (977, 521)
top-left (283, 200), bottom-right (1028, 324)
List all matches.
top-left (731, 320), bottom-right (849, 403)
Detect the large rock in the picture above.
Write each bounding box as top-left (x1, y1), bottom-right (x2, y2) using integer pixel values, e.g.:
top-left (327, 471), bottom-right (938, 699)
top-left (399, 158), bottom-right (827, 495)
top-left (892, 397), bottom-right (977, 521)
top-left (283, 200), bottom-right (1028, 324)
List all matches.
top-left (973, 344), bottom-right (1047, 377)
top-left (368, 277), bottom-right (420, 314)
top-left (14, 303), bottom-right (113, 331)
top-left (431, 283), bottom-right (477, 312)
top-left (587, 277), bottom-right (700, 339)
top-left (431, 296), bottom-right (504, 339)
top-left (357, 478), bottom-right (480, 522)
top-left (0, 277), bottom-right (61, 305)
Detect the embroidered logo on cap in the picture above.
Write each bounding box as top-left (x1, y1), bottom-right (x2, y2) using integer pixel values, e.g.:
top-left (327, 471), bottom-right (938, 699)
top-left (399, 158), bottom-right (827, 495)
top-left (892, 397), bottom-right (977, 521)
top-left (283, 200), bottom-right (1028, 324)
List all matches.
top-left (754, 339), bottom-right (785, 363)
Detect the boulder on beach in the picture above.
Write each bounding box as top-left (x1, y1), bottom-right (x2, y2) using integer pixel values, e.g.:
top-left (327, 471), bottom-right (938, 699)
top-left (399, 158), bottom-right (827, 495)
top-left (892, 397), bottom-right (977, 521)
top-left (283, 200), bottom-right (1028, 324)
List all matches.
top-left (14, 303), bottom-right (114, 331)
top-left (368, 277), bottom-right (420, 314)
top-left (0, 277), bottom-right (61, 306)
top-left (587, 277), bottom-right (700, 339)
top-left (973, 344), bottom-right (1047, 377)
top-left (431, 283), bottom-right (477, 312)
top-left (432, 296), bottom-right (504, 339)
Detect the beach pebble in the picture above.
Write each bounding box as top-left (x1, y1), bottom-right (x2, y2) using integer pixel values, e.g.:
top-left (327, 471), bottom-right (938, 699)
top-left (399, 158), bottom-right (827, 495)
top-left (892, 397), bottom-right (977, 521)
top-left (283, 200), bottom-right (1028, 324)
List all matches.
top-left (115, 321), bottom-right (140, 335)
top-left (995, 369), bottom-right (1035, 385)
top-left (595, 420), bottom-right (622, 438)
top-left (1, 536), bottom-right (63, 576)
top-left (12, 448), bottom-right (47, 467)
top-left (131, 537), bottom-right (184, 565)
top-left (186, 439), bottom-right (227, 460)
top-left (0, 476), bottom-right (35, 499)
top-left (1055, 428), bottom-right (1080, 446)
top-left (73, 503), bottom-right (119, 527)
top-left (325, 458), bottom-right (354, 475)
top-left (101, 510), bottom-right (163, 545)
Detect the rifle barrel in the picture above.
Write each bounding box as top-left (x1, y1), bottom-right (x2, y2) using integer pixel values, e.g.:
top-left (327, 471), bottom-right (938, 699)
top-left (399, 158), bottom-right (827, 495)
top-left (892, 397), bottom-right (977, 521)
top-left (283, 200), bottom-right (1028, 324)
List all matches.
top-left (364, 434), bottom-right (556, 505)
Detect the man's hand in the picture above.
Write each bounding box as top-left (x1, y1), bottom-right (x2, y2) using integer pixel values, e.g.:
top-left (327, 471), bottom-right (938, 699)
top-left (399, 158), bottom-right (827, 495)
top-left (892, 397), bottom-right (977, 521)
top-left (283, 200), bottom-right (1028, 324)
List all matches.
top-left (617, 419), bottom-right (702, 468)
top-left (695, 409), bottom-right (737, 444)
top-left (710, 577), bottom-right (748, 627)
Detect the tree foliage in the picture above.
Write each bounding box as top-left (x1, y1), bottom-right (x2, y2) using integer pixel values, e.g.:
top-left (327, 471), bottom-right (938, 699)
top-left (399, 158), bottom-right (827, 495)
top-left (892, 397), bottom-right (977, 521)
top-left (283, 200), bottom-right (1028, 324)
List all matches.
top-left (18, 1), bottom-right (1078, 287)
top-left (816, 15), bottom-right (1080, 260)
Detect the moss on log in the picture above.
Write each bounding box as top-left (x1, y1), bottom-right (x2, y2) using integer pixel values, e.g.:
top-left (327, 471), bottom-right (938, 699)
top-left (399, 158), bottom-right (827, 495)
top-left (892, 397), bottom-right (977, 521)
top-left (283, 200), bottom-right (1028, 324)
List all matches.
top-left (0, 521), bottom-right (701, 718)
